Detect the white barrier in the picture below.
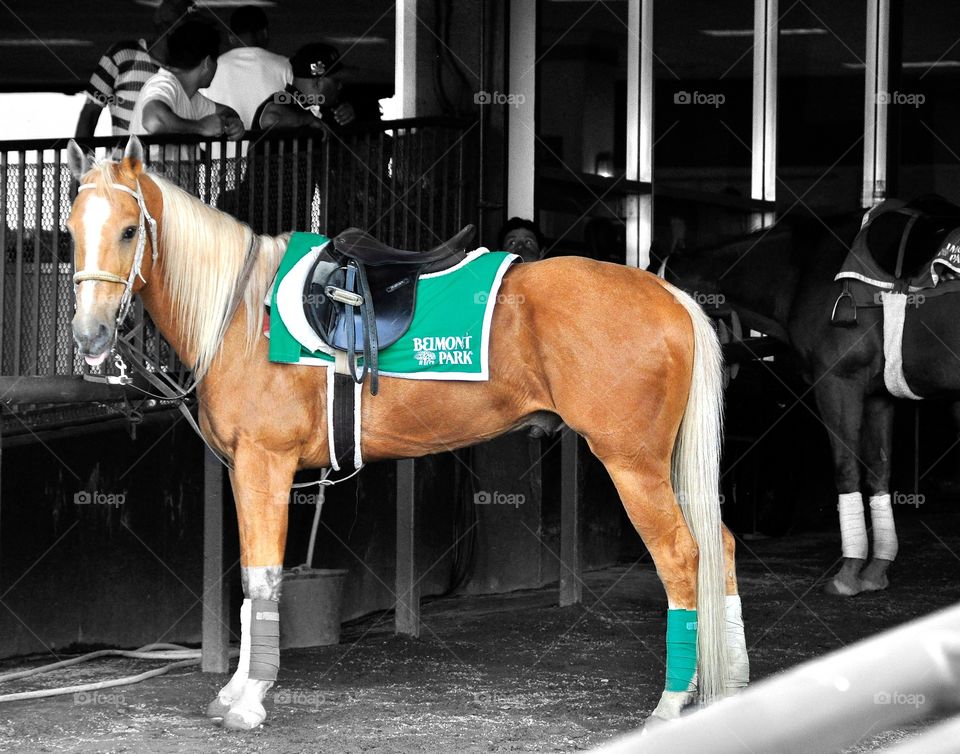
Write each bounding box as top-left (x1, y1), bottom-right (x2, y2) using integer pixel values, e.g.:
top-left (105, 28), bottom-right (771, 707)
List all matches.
top-left (591, 602), bottom-right (960, 753)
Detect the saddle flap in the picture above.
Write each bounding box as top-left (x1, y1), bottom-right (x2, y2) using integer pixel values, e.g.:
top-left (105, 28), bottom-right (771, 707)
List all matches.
top-left (302, 252), bottom-right (419, 354)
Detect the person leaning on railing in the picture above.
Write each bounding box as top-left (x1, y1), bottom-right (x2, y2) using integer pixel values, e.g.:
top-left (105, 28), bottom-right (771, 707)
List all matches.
top-left (252, 43), bottom-right (356, 133)
top-left (75, 0), bottom-right (194, 138)
top-left (234, 43), bottom-right (370, 235)
top-left (128, 19), bottom-right (244, 190)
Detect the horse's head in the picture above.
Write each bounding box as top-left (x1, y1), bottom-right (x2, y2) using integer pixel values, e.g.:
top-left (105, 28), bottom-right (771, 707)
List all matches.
top-left (66, 136), bottom-right (158, 366)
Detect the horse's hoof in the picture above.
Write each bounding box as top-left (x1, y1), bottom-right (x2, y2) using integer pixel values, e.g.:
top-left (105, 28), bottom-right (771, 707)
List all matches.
top-left (649, 689), bottom-right (695, 721)
top-left (221, 695), bottom-right (267, 731)
top-left (205, 696), bottom-right (232, 719)
top-left (824, 574), bottom-right (861, 596)
top-left (644, 712), bottom-right (671, 729)
top-left (222, 704), bottom-right (266, 731)
top-left (860, 574), bottom-right (889, 591)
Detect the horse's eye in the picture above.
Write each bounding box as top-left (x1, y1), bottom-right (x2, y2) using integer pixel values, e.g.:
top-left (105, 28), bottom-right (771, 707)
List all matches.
top-left (121, 226), bottom-right (137, 241)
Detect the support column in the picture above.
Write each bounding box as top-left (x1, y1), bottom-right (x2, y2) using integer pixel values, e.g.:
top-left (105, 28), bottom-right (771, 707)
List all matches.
top-left (751, 0), bottom-right (778, 228)
top-left (559, 429), bottom-right (582, 606)
top-left (395, 0), bottom-right (418, 118)
top-left (201, 447), bottom-right (229, 673)
top-left (863, 0), bottom-right (890, 208)
top-left (395, 459), bottom-right (420, 637)
top-left (506, 0), bottom-right (537, 220)
top-left (625, 0), bottom-right (653, 268)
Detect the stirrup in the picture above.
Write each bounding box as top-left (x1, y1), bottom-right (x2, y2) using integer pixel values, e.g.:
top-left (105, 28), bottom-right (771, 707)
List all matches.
top-left (831, 285), bottom-right (857, 327)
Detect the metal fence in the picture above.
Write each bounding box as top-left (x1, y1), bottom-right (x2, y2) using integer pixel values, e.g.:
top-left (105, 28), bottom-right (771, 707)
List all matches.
top-left (0, 118), bottom-right (471, 435)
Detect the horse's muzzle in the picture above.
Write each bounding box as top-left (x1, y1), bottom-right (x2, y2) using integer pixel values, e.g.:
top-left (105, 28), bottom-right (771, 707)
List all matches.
top-left (72, 315), bottom-right (114, 366)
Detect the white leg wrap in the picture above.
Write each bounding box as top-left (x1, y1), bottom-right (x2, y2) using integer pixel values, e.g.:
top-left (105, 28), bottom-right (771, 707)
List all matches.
top-left (725, 595), bottom-right (749, 691)
top-left (869, 493), bottom-right (898, 561)
top-left (837, 492), bottom-right (868, 560)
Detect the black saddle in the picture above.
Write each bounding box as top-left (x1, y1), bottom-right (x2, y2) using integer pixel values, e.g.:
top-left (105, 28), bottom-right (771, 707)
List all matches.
top-left (864, 196), bottom-right (960, 284)
top-left (832, 196), bottom-right (960, 327)
top-left (303, 225), bottom-right (476, 394)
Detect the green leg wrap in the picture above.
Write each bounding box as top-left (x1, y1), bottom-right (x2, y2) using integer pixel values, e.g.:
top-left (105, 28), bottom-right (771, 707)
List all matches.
top-left (248, 598), bottom-right (280, 682)
top-left (665, 608), bottom-right (698, 692)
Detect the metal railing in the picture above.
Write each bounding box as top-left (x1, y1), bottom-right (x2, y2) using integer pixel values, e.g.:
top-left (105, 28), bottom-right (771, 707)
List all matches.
top-left (0, 118), bottom-right (471, 435)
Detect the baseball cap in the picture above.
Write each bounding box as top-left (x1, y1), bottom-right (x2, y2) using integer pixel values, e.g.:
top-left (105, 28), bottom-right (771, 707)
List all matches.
top-left (290, 43), bottom-right (342, 78)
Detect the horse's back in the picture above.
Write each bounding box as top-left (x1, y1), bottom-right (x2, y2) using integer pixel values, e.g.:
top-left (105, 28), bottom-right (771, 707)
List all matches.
top-left (500, 255), bottom-right (689, 317)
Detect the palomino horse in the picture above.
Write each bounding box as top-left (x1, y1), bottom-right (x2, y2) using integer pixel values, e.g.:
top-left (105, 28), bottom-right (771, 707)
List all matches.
top-left (66, 136), bottom-right (747, 730)
top-left (664, 210), bottom-right (960, 597)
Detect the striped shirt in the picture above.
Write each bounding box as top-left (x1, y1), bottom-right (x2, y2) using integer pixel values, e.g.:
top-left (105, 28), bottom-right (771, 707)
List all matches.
top-left (85, 39), bottom-right (158, 136)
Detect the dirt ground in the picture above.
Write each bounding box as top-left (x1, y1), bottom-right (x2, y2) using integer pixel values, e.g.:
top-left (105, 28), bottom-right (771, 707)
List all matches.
top-left (1, 510), bottom-right (958, 754)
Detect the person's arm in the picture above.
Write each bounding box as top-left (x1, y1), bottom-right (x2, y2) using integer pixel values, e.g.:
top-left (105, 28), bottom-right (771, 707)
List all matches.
top-left (258, 102), bottom-right (323, 130)
top-left (214, 103), bottom-right (245, 139)
top-left (142, 99), bottom-right (224, 136)
top-left (75, 99), bottom-right (104, 138)
top-left (77, 48), bottom-right (118, 137)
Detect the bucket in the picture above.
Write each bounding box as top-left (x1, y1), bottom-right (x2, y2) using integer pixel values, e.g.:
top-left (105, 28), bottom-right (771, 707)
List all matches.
top-left (279, 568), bottom-right (349, 648)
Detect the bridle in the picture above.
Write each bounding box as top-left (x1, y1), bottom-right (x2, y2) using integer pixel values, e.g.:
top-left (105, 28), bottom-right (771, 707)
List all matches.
top-left (75, 179), bottom-right (158, 329)
top-left (73, 175), bottom-right (256, 470)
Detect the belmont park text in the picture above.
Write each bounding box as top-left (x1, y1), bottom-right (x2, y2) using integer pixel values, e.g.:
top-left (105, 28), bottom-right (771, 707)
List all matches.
top-left (412, 335), bottom-right (474, 365)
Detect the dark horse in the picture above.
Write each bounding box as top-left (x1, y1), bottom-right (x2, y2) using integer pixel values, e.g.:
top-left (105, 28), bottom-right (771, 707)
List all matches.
top-left (664, 205), bottom-right (960, 596)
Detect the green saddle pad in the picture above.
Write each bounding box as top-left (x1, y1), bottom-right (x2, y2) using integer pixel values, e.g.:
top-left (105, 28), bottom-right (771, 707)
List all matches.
top-left (268, 234), bottom-right (517, 381)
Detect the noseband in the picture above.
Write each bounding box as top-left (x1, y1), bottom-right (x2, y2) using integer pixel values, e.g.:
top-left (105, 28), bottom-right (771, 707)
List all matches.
top-left (75, 180), bottom-right (159, 327)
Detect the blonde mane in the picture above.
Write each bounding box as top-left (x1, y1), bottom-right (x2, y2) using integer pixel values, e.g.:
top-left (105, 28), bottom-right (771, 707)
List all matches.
top-left (139, 172), bottom-right (287, 380)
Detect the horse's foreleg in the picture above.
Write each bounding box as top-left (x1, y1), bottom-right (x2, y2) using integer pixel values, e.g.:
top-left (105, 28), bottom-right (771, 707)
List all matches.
top-left (813, 377), bottom-right (868, 596)
top-left (205, 446), bottom-right (295, 731)
top-left (860, 395), bottom-right (897, 590)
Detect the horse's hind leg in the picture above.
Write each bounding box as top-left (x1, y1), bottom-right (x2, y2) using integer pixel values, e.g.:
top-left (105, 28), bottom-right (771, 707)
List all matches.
top-left (860, 395), bottom-right (897, 590)
top-left (602, 460), bottom-right (702, 719)
top-left (205, 445), bottom-right (296, 731)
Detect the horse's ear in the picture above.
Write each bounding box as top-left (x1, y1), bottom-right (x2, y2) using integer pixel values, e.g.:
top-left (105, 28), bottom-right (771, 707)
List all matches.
top-left (66, 139), bottom-right (91, 180)
top-left (123, 135), bottom-right (145, 173)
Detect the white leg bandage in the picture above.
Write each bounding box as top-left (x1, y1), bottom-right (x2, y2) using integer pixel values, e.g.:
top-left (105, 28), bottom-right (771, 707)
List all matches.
top-left (725, 595), bottom-right (749, 690)
top-left (838, 492), bottom-right (868, 560)
top-left (869, 493), bottom-right (898, 561)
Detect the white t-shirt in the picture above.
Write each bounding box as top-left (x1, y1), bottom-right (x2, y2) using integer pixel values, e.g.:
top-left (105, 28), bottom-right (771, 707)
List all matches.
top-left (130, 68), bottom-right (218, 181)
top-left (201, 46), bottom-right (293, 130)
top-left (129, 68), bottom-right (217, 134)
